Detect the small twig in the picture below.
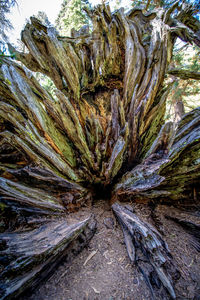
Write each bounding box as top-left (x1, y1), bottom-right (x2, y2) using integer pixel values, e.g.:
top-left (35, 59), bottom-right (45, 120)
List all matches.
top-left (83, 250), bottom-right (98, 266)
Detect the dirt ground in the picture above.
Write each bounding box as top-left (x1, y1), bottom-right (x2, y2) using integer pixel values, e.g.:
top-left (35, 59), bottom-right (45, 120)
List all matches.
top-left (19, 200), bottom-right (200, 300)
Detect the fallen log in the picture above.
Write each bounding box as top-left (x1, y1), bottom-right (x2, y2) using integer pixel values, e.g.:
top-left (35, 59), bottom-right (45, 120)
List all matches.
top-left (112, 202), bottom-right (178, 300)
top-left (0, 215), bottom-right (96, 300)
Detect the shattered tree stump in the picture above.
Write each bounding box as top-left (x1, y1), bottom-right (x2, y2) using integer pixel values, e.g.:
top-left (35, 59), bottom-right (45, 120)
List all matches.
top-left (0, 2), bottom-right (200, 299)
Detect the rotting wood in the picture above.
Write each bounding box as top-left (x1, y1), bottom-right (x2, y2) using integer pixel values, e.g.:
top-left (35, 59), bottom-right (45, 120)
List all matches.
top-left (0, 215), bottom-right (96, 300)
top-left (112, 202), bottom-right (178, 300)
top-left (0, 2), bottom-right (200, 299)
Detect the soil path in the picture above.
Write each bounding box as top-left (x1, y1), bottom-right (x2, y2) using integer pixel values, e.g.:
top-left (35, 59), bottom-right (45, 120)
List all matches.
top-left (20, 201), bottom-right (200, 300)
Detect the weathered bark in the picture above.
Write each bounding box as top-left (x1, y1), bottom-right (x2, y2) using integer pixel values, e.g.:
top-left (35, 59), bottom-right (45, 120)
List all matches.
top-left (174, 99), bottom-right (185, 123)
top-left (0, 215), bottom-right (96, 300)
top-left (112, 203), bottom-right (177, 299)
top-left (164, 209), bottom-right (200, 252)
top-left (168, 68), bottom-right (200, 80)
top-left (114, 107), bottom-right (200, 202)
top-left (0, 2), bottom-right (200, 299)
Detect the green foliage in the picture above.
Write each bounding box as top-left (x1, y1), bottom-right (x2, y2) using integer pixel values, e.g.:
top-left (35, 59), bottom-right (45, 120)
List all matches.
top-left (0, 0), bottom-right (17, 59)
top-left (130, 0), bottom-right (175, 10)
top-left (166, 43), bottom-right (200, 121)
top-left (0, 0), bottom-right (16, 42)
top-left (55, 0), bottom-right (90, 36)
top-left (173, 44), bottom-right (200, 71)
top-left (0, 43), bottom-right (16, 60)
top-left (129, 0), bottom-right (200, 13)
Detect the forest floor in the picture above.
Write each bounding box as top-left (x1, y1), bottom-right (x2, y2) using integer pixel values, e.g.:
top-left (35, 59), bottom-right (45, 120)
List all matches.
top-left (19, 200), bottom-right (200, 300)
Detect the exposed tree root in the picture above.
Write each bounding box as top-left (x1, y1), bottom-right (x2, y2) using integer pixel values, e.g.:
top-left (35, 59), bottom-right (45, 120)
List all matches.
top-left (112, 202), bottom-right (179, 299)
top-left (0, 215), bottom-right (96, 300)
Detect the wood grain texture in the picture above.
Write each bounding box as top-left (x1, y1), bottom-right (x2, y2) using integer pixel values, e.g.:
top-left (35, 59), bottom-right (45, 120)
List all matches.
top-left (0, 2), bottom-right (200, 299)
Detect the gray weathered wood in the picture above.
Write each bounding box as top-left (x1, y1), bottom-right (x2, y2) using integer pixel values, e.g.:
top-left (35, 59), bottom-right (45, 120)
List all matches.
top-left (0, 2), bottom-right (200, 299)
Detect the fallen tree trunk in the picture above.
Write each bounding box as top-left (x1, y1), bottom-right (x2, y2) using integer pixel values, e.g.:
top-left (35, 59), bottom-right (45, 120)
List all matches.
top-left (0, 2), bottom-right (200, 299)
